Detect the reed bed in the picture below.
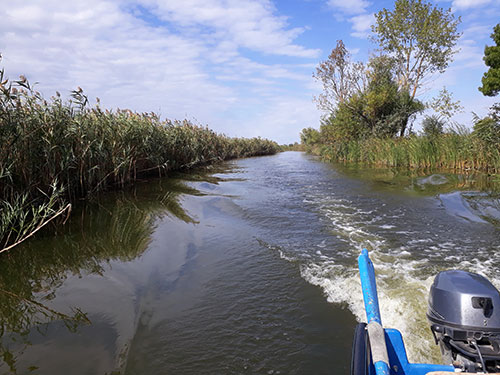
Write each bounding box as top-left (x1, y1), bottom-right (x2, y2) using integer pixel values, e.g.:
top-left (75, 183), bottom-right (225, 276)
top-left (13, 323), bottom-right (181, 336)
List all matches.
top-left (319, 133), bottom-right (500, 173)
top-left (0, 70), bottom-right (279, 252)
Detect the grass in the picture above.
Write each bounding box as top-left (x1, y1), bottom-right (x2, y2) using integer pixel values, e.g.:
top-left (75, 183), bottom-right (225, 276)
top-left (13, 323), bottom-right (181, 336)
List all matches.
top-left (0, 68), bottom-right (279, 252)
top-left (318, 131), bottom-right (500, 173)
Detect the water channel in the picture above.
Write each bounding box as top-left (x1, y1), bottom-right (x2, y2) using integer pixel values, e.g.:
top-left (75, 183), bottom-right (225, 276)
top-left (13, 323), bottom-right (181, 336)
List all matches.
top-left (1, 151), bottom-right (499, 374)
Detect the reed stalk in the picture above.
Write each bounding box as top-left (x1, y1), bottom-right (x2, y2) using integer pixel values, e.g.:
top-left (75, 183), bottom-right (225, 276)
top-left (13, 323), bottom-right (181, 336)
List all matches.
top-left (318, 133), bottom-right (500, 173)
top-left (0, 69), bottom-right (279, 253)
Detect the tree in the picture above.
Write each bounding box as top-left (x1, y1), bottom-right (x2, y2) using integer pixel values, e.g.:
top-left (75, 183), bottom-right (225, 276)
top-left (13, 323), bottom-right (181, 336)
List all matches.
top-left (479, 23), bottom-right (500, 97)
top-left (422, 87), bottom-right (462, 137)
top-left (315, 52), bottom-right (424, 141)
top-left (313, 40), bottom-right (367, 113)
top-left (321, 98), bottom-right (370, 142)
top-left (429, 87), bottom-right (463, 121)
top-left (422, 115), bottom-right (445, 136)
top-left (300, 127), bottom-right (321, 146)
top-left (472, 104), bottom-right (500, 147)
top-left (372, 0), bottom-right (461, 135)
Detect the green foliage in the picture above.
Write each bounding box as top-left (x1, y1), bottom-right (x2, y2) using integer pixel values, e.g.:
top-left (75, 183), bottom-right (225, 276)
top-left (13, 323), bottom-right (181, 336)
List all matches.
top-left (372, 0), bottom-right (461, 99)
top-left (317, 132), bottom-right (500, 173)
top-left (300, 127), bottom-right (321, 145)
top-left (472, 105), bottom-right (500, 146)
top-left (371, 0), bottom-right (460, 137)
top-left (364, 55), bottom-right (400, 130)
top-left (422, 115), bottom-right (445, 136)
top-left (280, 142), bottom-right (304, 151)
top-left (312, 0), bottom-right (460, 146)
top-left (316, 55), bottom-right (425, 142)
top-left (479, 23), bottom-right (500, 97)
top-left (429, 87), bottom-right (463, 120)
top-left (0, 66), bottom-right (279, 252)
top-left (327, 96), bottom-right (371, 141)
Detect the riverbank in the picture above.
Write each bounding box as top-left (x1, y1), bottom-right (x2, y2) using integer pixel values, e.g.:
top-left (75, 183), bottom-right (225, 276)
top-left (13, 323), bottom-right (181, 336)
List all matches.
top-left (307, 132), bottom-right (500, 174)
top-left (0, 71), bottom-right (279, 252)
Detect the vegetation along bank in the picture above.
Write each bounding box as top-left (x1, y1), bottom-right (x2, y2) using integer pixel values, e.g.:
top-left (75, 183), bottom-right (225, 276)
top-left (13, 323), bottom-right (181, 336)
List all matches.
top-left (0, 63), bottom-right (279, 253)
top-left (302, 0), bottom-right (500, 174)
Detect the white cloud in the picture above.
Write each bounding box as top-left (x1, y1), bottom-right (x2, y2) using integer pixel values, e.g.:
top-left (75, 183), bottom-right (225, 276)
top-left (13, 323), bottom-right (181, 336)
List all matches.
top-left (453, 39), bottom-right (485, 68)
top-left (0, 0), bottom-right (320, 143)
top-left (326, 0), bottom-right (372, 39)
top-left (139, 0), bottom-right (320, 58)
top-left (462, 24), bottom-right (494, 40)
top-left (349, 13), bottom-right (374, 38)
top-left (1, 1), bottom-right (233, 117)
top-left (452, 0), bottom-right (491, 9)
top-left (348, 47), bottom-right (361, 55)
top-left (327, 0), bottom-right (370, 15)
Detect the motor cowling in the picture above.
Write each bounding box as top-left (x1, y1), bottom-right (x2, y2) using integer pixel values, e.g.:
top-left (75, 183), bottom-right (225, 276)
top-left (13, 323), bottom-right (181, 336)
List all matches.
top-left (428, 270), bottom-right (500, 373)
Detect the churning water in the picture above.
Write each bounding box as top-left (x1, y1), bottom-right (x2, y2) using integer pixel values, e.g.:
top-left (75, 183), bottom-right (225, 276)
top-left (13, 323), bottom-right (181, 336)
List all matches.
top-left (1, 151), bottom-right (499, 374)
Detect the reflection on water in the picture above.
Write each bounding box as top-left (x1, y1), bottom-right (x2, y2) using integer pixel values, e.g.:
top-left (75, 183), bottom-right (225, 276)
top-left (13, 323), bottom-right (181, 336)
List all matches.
top-left (334, 163), bottom-right (500, 195)
top-left (333, 163), bottom-right (500, 224)
top-left (1, 154), bottom-right (500, 374)
top-left (0, 173), bottom-right (210, 374)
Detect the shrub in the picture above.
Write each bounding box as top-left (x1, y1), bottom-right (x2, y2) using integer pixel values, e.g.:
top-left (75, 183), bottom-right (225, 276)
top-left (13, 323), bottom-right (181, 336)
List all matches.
top-left (422, 115), bottom-right (445, 137)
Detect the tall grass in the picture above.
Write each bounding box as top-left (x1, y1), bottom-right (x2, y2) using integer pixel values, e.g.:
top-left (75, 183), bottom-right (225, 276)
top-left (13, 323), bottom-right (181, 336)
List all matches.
top-left (319, 131), bottom-right (500, 173)
top-left (0, 68), bottom-right (279, 252)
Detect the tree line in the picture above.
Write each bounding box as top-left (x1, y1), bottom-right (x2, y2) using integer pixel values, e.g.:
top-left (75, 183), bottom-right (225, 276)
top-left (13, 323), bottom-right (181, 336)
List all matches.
top-left (302, 0), bottom-right (500, 167)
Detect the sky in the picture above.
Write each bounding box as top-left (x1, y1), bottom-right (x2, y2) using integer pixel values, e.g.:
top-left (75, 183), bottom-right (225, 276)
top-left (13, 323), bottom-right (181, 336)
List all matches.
top-left (1, 0), bottom-right (499, 144)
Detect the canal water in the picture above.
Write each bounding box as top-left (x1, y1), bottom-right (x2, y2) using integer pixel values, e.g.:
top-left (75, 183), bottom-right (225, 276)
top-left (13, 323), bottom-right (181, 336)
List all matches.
top-left (1, 151), bottom-right (499, 374)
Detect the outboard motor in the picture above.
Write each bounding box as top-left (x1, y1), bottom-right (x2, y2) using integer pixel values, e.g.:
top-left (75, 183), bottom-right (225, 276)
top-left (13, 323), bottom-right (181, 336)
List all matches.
top-left (428, 270), bottom-right (500, 373)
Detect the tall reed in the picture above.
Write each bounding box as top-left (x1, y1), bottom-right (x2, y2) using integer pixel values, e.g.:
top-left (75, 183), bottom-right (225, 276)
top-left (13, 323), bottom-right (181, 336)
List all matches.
top-left (0, 68), bottom-right (279, 252)
top-left (319, 133), bottom-right (500, 173)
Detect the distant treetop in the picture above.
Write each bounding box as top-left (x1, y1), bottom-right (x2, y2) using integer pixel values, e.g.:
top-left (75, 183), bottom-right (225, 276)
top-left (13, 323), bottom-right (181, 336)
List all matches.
top-left (479, 23), bottom-right (500, 97)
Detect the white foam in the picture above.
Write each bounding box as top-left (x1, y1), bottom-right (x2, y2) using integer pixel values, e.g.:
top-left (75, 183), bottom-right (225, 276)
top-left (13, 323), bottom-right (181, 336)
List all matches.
top-left (281, 190), bottom-right (500, 365)
top-left (291, 193), bottom-right (445, 363)
top-left (379, 225), bottom-right (396, 229)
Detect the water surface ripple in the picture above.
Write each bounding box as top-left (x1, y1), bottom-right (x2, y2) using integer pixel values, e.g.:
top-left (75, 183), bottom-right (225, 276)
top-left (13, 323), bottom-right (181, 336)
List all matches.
top-left (1, 151), bottom-right (499, 374)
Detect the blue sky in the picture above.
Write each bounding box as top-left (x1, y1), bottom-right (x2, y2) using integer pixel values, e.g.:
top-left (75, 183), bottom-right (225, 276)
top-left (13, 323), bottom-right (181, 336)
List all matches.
top-left (1, 0), bottom-right (499, 144)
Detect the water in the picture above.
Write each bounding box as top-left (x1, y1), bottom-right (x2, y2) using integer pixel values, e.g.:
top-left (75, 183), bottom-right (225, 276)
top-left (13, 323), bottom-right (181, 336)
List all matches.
top-left (1, 151), bottom-right (499, 374)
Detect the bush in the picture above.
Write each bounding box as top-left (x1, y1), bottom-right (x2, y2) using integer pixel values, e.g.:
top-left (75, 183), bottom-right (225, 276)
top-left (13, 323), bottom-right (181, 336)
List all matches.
top-left (422, 115), bottom-right (445, 137)
top-left (473, 117), bottom-right (500, 144)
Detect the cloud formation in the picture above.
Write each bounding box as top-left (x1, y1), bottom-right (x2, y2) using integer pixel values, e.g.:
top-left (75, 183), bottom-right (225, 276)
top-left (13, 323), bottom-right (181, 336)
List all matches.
top-left (141, 0), bottom-right (320, 58)
top-left (349, 14), bottom-right (375, 38)
top-left (327, 0), bottom-right (370, 15)
top-left (3, 0), bottom-right (498, 143)
top-left (0, 0), bottom-right (320, 143)
top-left (326, 0), bottom-right (373, 39)
top-left (452, 0), bottom-right (491, 9)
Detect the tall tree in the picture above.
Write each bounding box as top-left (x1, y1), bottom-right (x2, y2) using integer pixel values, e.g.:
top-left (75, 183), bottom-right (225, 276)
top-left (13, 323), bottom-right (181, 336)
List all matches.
top-left (479, 23), bottom-right (500, 97)
top-left (317, 54), bottom-right (424, 141)
top-left (372, 0), bottom-right (461, 135)
top-left (313, 40), bottom-right (367, 113)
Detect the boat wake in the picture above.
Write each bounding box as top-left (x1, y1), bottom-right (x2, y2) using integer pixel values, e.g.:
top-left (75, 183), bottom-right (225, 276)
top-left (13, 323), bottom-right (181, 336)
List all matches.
top-left (279, 188), bottom-right (500, 364)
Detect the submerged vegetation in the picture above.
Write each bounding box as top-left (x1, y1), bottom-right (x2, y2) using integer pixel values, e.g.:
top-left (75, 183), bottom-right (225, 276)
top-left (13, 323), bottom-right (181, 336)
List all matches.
top-left (304, 0), bottom-right (500, 175)
top-left (0, 175), bottom-right (208, 372)
top-left (0, 63), bottom-right (279, 253)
